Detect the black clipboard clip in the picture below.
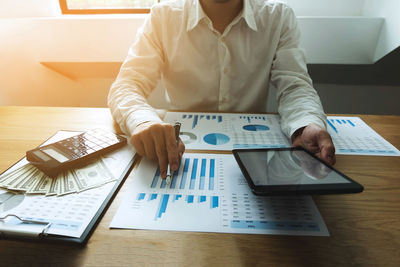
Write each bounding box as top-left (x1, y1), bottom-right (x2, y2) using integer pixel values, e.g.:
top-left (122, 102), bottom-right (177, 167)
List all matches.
top-left (0, 214), bottom-right (52, 238)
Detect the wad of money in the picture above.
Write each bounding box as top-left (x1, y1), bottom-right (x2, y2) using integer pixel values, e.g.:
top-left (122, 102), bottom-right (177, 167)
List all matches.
top-left (0, 158), bottom-right (116, 197)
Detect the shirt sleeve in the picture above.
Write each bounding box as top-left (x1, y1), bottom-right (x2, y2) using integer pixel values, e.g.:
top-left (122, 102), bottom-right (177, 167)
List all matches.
top-left (270, 4), bottom-right (327, 139)
top-left (108, 6), bottom-right (164, 136)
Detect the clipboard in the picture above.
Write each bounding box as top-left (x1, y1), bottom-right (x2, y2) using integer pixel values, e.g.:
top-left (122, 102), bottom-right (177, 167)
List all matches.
top-left (0, 130), bottom-right (136, 245)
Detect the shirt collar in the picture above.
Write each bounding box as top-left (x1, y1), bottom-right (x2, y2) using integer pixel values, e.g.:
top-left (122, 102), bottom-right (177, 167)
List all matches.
top-left (186, 0), bottom-right (258, 32)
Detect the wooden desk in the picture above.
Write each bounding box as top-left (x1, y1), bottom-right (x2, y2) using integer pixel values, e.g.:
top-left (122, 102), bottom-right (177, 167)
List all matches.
top-left (0, 106), bottom-right (399, 266)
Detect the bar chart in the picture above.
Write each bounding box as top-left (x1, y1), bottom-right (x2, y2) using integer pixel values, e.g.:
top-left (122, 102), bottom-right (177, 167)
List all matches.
top-left (327, 116), bottom-right (400, 156)
top-left (164, 112), bottom-right (290, 150)
top-left (181, 114), bottom-right (223, 129)
top-left (135, 192), bottom-right (219, 220)
top-left (110, 153), bottom-right (329, 236)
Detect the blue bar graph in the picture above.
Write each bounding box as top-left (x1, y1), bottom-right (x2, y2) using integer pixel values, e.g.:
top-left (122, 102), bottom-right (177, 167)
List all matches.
top-left (206, 115), bottom-right (210, 120)
top-left (160, 178), bottom-right (167, 188)
top-left (192, 115), bottom-right (198, 129)
top-left (142, 193), bottom-right (220, 220)
top-left (170, 168), bottom-right (179, 189)
top-left (186, 195), bottom-right (194, 203)
top-left (188, 115), bottom-right (192, 119)
top-left (209, 159), bottom-right (215, 190)
top-left (218, 116), bottom-right (222, 123)
top-left (173, 194), bottom-right (182, 202)
top-left (189, 159), bottom-right (198, 190)
top-left (327, 119), bottom-right (338, 133)
top-left (155, 194), bottom-right (169, 220)
top-left (211, 196), bottom-right (219, 209)
top-left (182, 114), bottom-right (187, 119)
top-left (199, 159), bottom-right (206, 190)
top-left (179, 158), bottom-right (190, 189)
top-left (151, 168), bottom-right (160, 188)
top-left (149, 157), bottom-right (218, 191)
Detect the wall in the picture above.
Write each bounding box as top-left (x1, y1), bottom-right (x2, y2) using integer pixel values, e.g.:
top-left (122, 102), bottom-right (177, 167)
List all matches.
top-left (363, 0), bottom-right (400, 61)
top-left (0, 0), bottom-right (59, 18)
top-left (0, 0), bottom-right (399, 115)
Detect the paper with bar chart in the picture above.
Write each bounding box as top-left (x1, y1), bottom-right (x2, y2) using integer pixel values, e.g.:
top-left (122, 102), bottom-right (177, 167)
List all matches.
top-left (326, 116), bottom-right (400, 156)
top-left (164, 112), bottom-right (400, 156)
top-left (110, 153), bottom-right (329, 236)
top-left (163, 112), bottom-right (290, 150)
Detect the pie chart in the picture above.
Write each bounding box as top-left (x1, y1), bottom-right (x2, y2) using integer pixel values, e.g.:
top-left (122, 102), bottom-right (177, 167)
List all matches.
top-left (180, 132), bottom-right (197, 144)
top-left (243, 125), bottom-right (270, 131)
top-left (203, 133), bottom-right (230, 145)
top-left (0, 192), bottom-right (25, 213)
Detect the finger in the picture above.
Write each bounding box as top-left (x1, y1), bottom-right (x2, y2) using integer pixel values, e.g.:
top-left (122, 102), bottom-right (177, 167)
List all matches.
top-left (177, 138), bottom-right (185, 159)
top-left (165, 125), bottom-right (179, 171)
top-left (151, 126), bottom-right (168, 178)
top-left (320, 140), bottom-right (336, 165)
top-left (142, 132), bottom-right (157, 161)
top-left (130, 135), bottom-right (145, 156)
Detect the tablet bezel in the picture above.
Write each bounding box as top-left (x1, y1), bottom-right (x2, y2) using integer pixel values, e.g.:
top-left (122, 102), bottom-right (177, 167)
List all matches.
top-left (232, 147), bottom-right (364, 196)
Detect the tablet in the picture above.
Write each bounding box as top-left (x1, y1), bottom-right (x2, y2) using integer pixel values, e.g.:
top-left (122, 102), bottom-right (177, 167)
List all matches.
top-left (232, 147), bottom-right (363, 196)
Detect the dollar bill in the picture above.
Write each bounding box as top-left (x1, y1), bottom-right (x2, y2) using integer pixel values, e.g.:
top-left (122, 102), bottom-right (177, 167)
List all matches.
top-left (1, 165), bottom-right (38, 189)
top-left (0, 164), bottom-right (35, 186)
top-left (46, 174), bottom-right (62, 196)
top-left (1, 159), bottom-right (116, 197)
top-left (58, 170), bottom-right (79, 196)
top-left (7, 168), bottom-right (44, 191)
top-left (72, 160), bottom-right (116, 192)
top-left (26, 172), bottom-right (53, 194)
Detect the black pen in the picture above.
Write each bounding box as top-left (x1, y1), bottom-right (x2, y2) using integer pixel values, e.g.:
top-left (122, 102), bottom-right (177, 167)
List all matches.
top-left (166, 122), bottom-right (181, 185)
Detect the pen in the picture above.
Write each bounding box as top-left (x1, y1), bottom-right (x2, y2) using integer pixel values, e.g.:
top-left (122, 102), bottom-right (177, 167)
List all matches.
top-left (166, 122), bottom-right (181, 185)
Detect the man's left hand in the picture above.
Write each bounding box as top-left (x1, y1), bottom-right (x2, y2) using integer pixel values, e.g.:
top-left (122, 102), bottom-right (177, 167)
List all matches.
top-left (291, 124), bottom-right (336, 165)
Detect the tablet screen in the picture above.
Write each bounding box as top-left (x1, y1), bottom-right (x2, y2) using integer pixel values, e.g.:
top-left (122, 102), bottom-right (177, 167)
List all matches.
top-left (235, 149), bottom-right (351, 186)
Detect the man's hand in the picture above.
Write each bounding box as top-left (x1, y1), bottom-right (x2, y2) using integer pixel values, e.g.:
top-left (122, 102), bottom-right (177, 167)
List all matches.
top-left (291, 124), bottom-right (336, 165)
top-left (130, 121), bottom-right (185, 178)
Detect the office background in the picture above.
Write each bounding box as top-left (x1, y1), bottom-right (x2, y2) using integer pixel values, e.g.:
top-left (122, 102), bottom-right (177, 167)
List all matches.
top-left (0, 0), bottom-right (399, 115)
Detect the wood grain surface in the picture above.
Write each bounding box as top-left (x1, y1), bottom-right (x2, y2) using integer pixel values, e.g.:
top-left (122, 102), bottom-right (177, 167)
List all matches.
top-left (0, 106), bottom-right (399, 267)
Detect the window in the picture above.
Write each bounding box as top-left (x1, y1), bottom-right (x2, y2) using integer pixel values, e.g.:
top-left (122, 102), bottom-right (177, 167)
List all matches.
top-left (59, 0), bottom-right (166, 14)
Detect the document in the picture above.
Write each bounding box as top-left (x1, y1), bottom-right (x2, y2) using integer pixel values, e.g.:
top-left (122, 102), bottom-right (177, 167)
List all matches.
top-left (110, 153), bottom-right (329, 236)
top-left (164, 112), bottom-right (400, 156)
top-left (0, 131), bottom-right (135, 238)
top-left (326, 116), bottom-right (400, 156)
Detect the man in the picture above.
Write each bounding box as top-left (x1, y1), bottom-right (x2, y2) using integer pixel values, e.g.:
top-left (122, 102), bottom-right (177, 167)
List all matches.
top-left (108, 0), bottom-right (336, 179)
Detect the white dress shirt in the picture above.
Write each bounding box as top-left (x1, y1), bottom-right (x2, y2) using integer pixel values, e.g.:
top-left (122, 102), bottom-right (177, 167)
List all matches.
top-left (108, 0), bottom-right (327, 138)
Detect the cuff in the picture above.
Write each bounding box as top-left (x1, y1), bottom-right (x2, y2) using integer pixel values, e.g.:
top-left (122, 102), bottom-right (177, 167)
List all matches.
top-left (287, 115), bottom-right (327, 139)
top-left (125, 109), bottom-right (163, 136)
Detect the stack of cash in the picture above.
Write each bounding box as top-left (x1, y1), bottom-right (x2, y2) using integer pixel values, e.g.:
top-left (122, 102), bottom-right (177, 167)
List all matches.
top-left (0, 159), bottom-right (116, 196)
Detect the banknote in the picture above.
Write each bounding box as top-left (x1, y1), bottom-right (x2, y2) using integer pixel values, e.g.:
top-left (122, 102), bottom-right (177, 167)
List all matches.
top-left (8, 168), bottom-right (44, 191)
top-left (27, 173), bottom-right (53, 194)
top-left (46, 174), bottom-right (62, 196)
top-left (58, 170), bottom-right (79, 196)
top-left (1, 166), bottom-right (37, 189)
top-left (0, 164), bottom-right (34, 186)
top-left (0, 158), bottom-right (116, 197)
top-left (72, 160), bottom-right (116, 192)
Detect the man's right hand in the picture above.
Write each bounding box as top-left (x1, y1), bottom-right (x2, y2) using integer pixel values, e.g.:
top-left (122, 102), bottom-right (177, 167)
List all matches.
top-left (130, 121), bottom-right (185, 178)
